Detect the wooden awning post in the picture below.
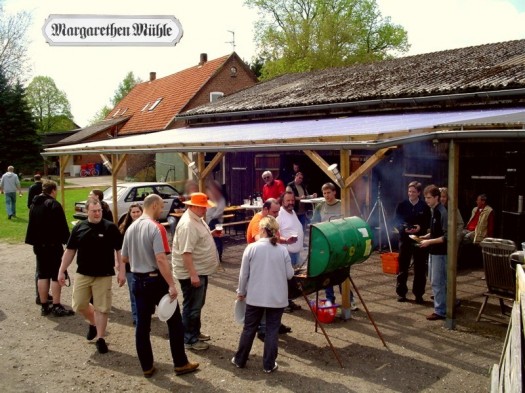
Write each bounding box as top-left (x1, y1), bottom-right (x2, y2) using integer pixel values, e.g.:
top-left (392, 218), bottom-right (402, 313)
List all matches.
top-left (110, 154), bottom-right (127, 223)
top-left (58, 155), bottom-right (71, 207)
top-left (197, 153), bottom-right (206, 192)
top-left (340, 149), bottom-right (353, 319)
top-left (445, 140), bottom-right (459, 329)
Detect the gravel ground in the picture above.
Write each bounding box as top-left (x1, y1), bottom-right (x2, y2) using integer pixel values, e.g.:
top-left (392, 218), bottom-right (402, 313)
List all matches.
top-left (0, 237), bottom-right (507, 392)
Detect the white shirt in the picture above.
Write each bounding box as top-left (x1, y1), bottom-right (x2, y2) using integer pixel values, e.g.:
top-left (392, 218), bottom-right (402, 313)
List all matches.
top-left (276, 207), bottom-right (303, 254)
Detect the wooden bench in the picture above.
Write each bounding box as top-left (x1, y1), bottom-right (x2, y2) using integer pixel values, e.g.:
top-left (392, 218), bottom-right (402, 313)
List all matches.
top-left (222, 220), bottom-right (251, 235)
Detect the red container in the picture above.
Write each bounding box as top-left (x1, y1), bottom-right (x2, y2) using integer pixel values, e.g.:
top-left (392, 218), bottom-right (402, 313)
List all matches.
top-left (309, 299), bottom-right (338, 324)
top-left (381, 252), bottom-right (399, 274)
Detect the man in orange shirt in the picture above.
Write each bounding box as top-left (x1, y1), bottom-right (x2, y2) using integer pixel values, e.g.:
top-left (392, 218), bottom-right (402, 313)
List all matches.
top-left (246, 198), bottom-right (281, 243)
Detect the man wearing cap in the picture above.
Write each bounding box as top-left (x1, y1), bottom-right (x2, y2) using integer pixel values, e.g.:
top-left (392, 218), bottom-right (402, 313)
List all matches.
top-left (172, 192), bottom-right (220, 351)
top-left (122, 194), bottom-right (199, 378)
top-left (261, 171), bottom-right (285, 202)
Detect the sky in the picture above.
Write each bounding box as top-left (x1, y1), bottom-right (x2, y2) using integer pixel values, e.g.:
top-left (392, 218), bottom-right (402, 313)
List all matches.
top-left (3, 0), bottom-right (525, 128)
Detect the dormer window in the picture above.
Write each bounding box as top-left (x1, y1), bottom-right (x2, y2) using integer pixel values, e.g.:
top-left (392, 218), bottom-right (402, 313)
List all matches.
top-left (141, 102), bottom-right (150, 111)
top-left (148, 98), bottom-right (163, 111)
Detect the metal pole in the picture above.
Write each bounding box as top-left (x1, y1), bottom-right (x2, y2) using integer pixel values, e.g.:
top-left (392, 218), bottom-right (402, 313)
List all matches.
top-left (300, 286), bottom-right (344, 368)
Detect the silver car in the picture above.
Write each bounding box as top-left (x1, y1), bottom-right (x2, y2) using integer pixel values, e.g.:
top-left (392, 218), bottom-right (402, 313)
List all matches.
top-left (73, 182), bottom-right (181, 223)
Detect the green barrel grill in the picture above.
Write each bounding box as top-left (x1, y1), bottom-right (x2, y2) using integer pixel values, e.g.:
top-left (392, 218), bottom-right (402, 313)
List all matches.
top-left (308, 216), bottom-right (373, 277)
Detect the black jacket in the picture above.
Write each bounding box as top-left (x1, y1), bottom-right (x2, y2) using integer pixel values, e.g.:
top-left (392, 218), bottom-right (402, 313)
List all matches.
top-left (25, 194), bottom-right (70, 246)
top-left (394, 199), bottom-right (431, 241)
top-left (27, 181), bottom-right (42, 208)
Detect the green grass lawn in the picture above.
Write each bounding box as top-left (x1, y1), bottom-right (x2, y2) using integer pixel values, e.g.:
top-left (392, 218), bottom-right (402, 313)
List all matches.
top-left (0, 187), bottom-right (90, 243)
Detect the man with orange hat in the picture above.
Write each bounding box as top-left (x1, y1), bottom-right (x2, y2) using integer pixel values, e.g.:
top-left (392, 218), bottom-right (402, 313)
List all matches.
top-left (172, 192), bottom-right (220, 351)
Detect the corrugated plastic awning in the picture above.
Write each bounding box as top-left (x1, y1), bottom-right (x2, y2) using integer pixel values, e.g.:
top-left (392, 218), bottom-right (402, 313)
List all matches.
top-left (43, 107), bottom-right (525, 156)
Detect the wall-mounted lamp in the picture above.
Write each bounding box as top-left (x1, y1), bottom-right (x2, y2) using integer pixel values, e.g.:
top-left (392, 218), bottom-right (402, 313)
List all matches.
top-left (432, 138), bottom-right (439, 147)
top-left (328, 163), bottom-right (345, 188)
top-left (188, 161), bottom-right (200, 178)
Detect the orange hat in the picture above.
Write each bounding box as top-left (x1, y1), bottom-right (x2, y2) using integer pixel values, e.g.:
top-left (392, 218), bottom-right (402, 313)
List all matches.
top-left (183, 192), bottom-right (216, 208)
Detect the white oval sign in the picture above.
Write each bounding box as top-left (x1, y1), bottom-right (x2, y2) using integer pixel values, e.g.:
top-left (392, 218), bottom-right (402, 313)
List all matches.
top-left (42, 14), bottom-right (183, 46)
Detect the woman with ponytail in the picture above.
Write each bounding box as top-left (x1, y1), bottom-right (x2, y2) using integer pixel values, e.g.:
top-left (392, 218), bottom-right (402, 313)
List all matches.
top-left (232, 216), bottom-right (294, 373)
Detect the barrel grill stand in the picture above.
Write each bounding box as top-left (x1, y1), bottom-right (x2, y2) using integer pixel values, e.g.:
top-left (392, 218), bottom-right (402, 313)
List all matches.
top-left (300, 276), bottom-right (388, 368)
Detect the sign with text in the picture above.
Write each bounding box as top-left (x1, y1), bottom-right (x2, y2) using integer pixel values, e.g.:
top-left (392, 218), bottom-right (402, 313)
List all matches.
top-left (42, 15), bottom-right (183, 46)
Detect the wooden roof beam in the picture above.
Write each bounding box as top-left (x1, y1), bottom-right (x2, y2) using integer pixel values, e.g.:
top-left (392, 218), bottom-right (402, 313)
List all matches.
top-left (344, 147), bottom-right (396, 188)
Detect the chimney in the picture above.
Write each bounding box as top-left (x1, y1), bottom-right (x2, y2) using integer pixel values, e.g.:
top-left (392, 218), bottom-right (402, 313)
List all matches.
top-left (199, 53), bottom-right (208, 66)
top-left (149, 72), bottom-right (156, 82)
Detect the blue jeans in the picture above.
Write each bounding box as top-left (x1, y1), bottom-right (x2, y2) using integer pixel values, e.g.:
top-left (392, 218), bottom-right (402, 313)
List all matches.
top-left (325, 286), bottom-right (336, 303)
top-left (125, 271), bottom-right (137, 325)
top-left (5, 192), bottom-right (16, 217)
top-left (289, 252), bottom-right (301, 267)
top-left (167, 216), bottom-right (178, 236)
top-left (428, 254), bottom-right (447, 317)
top-left (324, 286), bottom-right (355, 305)
top-left (234, 305), bottom-right (284, 371)
top-left (179, 275), bottom-right (208, 345)
top-left (132, 273), bottom-right (188, 371)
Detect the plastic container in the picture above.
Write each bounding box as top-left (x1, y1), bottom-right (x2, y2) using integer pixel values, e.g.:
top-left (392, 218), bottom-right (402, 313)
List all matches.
top-left (308, 216), bottom-right (373, 277)
top-left (309, 299), bottom-right (338, 324)
top-left (381, 252), bottom-right (399, 274)
top-left (95, 162), bottom-right (103, 175)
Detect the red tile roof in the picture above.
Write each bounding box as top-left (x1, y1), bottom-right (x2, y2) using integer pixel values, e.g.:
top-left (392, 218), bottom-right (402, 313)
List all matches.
top-left (107, 54), bottom-right (231, 135)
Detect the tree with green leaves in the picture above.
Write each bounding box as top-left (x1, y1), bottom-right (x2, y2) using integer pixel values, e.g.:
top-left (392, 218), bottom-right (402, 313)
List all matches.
top-left (89, 71), bottom-right (142, 124)
top-left (25, 76), bottom-right (75, 134)
top-left (245, 0), bottom-right (409, 80)
top-left (0, 67), bottom-right (41, 174)
top-left (0, 1), bottom-right (31, 83)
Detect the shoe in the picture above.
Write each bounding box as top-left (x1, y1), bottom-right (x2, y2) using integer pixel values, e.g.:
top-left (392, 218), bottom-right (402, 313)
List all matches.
top-left (415, 296), bottom-right (424, 305)
top-left (174, 362), bottom-right (199, 375)
top-left (397, 296), bottom-right (407, 302)
top-left (36, 295), bottom-right (53, 305)
top-left (278, 324), bottom-right (292, 334)
top-left (231, 357), bottom-right (243, 368)
top-left (51, 304), bottom-right (75, 317)
top-left (257, 332), bottom-right (265, 342)
top-left (288, 301), bottom-right (301, 310)
top-left (96, 338), bottom-right (109, 354)
top-left (198, 333), bottom-right (211, 341)
top-left (143, 366), bottom-right (157, 378)
top-left (263, 362), bottom-right (278, 373)
top-left (426, 313), bottom-right (445, 321)
top-left (350, 302), bottom-right (358, 311)
top-left (285, 301), bottom-right (301, 312)
top-left (87, 324), bottom-right (97, 341)
top-left (184, 341), bottom-right (209, 351)
top-left (41, 305), bottom-right (51, 316)
top-left (7, 215), bottom-right (11, 220)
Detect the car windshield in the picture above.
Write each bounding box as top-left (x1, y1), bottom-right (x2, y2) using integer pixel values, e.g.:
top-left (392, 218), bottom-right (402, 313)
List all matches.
top-left (102, 186), bottom-right (127, 202)
top-left (156, 185), bottom-right (179, 198)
